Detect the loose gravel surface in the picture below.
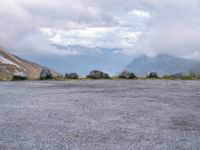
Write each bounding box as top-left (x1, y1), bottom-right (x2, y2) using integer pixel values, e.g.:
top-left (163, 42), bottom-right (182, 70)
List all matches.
top-left (0, 80), bottom-right (200, 150)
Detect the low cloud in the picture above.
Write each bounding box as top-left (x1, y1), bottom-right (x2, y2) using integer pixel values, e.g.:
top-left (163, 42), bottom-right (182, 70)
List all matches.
top-left (0, 0), bottom-right (200, 59)
top-left (40, 27), bottom-right (141, 52)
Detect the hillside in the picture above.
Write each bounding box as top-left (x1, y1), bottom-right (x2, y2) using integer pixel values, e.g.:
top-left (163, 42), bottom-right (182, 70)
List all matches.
top-left (0, 48), bottom-right (62, 80)
top-left (125, 55), bottom-right (200, 77)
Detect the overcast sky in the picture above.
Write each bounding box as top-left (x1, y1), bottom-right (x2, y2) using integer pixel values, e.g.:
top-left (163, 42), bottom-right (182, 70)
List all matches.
top-left (1, 0), bottom-right (200, 59)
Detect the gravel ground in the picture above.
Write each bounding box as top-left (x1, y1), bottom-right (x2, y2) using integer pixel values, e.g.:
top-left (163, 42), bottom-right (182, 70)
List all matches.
top-left (0, 80), bottom-right (200, 150)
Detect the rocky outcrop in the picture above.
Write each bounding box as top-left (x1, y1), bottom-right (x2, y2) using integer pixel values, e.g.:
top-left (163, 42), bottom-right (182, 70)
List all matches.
top-left (119, 70), bottom-right (137, 79)
top-left (87, 70), bottom-right (110, 79)
top-left (65, 73), bottom-right (79, 79)
top-left (147, 72), bottom-right (159, 79)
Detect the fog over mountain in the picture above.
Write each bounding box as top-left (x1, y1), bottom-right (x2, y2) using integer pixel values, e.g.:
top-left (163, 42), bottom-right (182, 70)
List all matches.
top-left (1, 0), bottom-right (200, 73)
top-left (24, 45), bottom-right (132, 76)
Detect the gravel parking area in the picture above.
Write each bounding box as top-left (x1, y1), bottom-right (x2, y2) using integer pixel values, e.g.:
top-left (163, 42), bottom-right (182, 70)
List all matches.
top-left (0, 80), bottom-right (200, 150)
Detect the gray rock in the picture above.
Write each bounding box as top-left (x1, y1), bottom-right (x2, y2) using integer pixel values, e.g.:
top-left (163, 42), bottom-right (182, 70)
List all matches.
top-left (147, 72), bottom-right (159, 78)
top-left (40, 67), bottom-right (53, 80)
top-left (119, 70), bottom-right (137, 79)
top-left (87, 70), bottom-right (110, 79)
top-left (65, 73), bottom-right (79, 79)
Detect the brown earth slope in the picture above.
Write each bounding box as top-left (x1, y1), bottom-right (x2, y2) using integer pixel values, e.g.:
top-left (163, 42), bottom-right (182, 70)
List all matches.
top-left (0, 48), bottom-right (63, 80)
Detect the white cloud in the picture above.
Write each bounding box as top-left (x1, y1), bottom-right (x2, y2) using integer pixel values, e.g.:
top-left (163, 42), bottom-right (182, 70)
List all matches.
top-left (1, 0), bottom-right (200, 59)
top-left (40, 27), bottom-right (141, 52)
top-left (129, 10), bottom-right (151, 18)
top-left (39, 8), bottom-right (148, 55)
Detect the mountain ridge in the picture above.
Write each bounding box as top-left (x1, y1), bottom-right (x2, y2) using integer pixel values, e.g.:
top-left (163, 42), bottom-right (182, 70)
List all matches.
top-left (125, 55), bottom-right (200, 77)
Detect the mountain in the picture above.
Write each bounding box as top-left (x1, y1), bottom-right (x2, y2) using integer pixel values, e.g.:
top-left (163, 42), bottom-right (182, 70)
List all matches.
top-left (23, 45), bottom-right (132, 76)
top-left (189, 63), bottom-right (200, 74)
top-left (0, 48), bottom-right (62, 80)
top-left (125, 55), bottom-right (200, 77)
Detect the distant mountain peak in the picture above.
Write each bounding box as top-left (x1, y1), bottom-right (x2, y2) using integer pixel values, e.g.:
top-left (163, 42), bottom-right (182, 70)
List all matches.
top-left (125, 54), bottom-right (200, 77)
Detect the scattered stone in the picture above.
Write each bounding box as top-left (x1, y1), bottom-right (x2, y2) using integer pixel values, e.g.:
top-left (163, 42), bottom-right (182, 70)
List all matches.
top-left (87, 70), bottom-right (110, 79)
top-left (119, 70), bottom-right (137, 79)
top-left (65, 73), bottom-right (79, 79)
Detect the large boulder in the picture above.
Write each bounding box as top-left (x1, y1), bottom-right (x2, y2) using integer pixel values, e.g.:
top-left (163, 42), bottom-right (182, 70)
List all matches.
top-left (119, 70), bottom-right (137, 79)
top-left (65, 73), bottom-right (79, 79)
top-left (40, 67), bottom-right (53, 80)
top-left (12, 71), bottom-right (27, 81)
top-left (87, 70), bottom-right (110, 79)
top-left (147, 72), bottom-right (159, 79)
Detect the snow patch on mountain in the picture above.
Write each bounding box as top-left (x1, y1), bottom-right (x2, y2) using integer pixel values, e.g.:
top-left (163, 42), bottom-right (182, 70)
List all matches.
top-left (0, 55), bottom-right (19, 67)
